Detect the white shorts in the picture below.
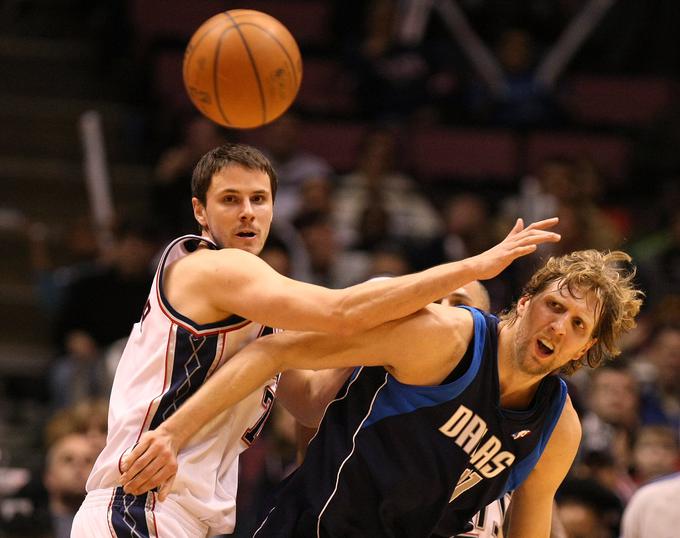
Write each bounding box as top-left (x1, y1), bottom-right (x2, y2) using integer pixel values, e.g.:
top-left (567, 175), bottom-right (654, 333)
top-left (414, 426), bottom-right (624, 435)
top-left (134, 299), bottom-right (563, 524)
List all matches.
top-left (71, 487), bottom-right (209, 538)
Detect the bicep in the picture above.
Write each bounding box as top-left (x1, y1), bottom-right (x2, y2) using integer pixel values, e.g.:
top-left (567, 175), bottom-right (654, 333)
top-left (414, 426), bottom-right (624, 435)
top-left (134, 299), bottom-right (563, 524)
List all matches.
top-left (204, 250), bottom-right (344, 333)
top-left (261, 307), bottom-right (457, 374)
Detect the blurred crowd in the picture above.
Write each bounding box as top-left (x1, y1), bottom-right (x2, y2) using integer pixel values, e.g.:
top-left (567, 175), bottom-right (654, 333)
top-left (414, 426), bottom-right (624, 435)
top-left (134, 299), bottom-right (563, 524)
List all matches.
top-left (1, 1), bottom-right (679, 537)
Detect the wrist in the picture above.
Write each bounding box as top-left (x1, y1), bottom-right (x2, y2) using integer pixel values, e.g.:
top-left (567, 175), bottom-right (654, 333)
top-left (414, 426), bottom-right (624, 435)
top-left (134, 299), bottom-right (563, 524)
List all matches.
top-left (159, 417), bottom-right (189, 450)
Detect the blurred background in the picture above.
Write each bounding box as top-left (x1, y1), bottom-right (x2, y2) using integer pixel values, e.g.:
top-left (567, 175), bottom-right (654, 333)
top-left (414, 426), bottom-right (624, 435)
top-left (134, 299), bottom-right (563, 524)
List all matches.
top-left (0, 1), bottom-right (678, 537)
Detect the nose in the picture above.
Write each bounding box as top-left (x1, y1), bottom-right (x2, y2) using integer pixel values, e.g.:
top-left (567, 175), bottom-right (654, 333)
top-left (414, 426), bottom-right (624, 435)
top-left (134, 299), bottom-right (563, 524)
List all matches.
top-left (550, 315), bottom-right (567, 336)
top-left (239, 199), bottom-right (255, 221)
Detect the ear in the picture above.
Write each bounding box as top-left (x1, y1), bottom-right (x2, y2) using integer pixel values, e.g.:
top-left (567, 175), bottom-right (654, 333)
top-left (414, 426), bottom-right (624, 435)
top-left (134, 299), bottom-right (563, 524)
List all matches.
top-left (192, 197), bottom-right (207, 230)
top-left (516, 295), bottom-right (530, 317)
top-left (574, 337), bottom-right (597, 360)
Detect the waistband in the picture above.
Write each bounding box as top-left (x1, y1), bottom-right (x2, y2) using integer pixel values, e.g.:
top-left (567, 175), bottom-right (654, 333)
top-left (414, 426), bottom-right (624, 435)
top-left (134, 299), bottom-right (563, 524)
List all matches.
top-left (82, 487), bottom-right (208, 537)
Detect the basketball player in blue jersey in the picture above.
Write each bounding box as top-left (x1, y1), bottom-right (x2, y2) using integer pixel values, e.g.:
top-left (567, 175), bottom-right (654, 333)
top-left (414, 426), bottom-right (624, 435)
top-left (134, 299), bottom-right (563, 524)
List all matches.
top-left (120, 249), bottom-right (642, 538)
top-left (72, 143), bottom-right (562, 537)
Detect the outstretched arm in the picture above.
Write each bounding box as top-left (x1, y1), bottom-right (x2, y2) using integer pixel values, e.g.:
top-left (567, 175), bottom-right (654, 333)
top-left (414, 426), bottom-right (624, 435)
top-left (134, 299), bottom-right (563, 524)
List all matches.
top-left (506, 399), bottom-right (581, 538)
top-left (119, 305), bottom-right (471, 499)
top-left (191, 218), bottom-right (559, 335)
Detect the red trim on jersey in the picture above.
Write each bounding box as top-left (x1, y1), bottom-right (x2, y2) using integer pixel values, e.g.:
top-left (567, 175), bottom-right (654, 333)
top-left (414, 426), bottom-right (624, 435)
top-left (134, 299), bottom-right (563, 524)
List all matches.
top-left (150, 492), bottom-right (160, 538)
top-left (153, 240), bottom-right (252, 336)
top-left (135, 323), bottom-right (175, 442)
top-left (206, 332), bottom-right (228, 379)
top-left (106, 488), bottom-right (116, 537)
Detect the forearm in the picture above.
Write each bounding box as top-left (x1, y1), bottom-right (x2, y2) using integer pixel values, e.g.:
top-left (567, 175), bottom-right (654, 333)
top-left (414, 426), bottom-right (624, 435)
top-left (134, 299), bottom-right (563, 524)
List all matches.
top-left (337, 216), bottom-right (560, 332)
top-left (337, 258), bottom-right (478, 333)
top-left (160, 340), bottom-right (282, 448)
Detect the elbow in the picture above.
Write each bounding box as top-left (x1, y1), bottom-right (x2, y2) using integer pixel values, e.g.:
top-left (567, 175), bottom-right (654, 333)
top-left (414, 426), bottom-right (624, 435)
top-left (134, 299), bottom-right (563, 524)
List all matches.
top-left (331, 310), bottom-right (365, 337)
top-left (329, 295), bottom-right (369, 337)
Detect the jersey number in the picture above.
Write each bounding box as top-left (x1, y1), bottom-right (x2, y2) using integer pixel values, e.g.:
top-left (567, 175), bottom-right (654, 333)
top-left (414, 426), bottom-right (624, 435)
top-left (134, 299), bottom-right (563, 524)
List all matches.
top-left (242, 385), bottom-right (275, 445)
top-left (450, 467), bottom-right (483, 502)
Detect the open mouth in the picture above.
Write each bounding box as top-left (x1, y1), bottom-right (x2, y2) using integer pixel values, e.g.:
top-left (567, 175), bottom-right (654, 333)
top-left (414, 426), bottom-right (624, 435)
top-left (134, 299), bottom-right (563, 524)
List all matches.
top-left (236, 231), bottom-right (256, 238)
top-left (536, 338), bottom-right (554, 357)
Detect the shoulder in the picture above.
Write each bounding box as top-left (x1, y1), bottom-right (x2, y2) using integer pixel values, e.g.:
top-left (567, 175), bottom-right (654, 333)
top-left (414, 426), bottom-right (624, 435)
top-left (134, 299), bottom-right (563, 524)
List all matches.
top-left (423, 303), bottom-right (475, 343)
top-left (174, 247), bottom-right (261, 280)
top-left (164, 247), bottom-right (267, 304)
top-left (387, 305), bottom-right (474, 384)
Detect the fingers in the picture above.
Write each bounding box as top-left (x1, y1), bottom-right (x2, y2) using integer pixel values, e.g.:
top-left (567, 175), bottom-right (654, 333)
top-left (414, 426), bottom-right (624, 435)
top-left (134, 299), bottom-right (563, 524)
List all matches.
top-left (124, 462), bottom-right (175, 497)
top-left (158, 475), bottom-right (176, 502)
top-left (120, 442), bottom-right (157, 485)
top-left (523, 217), bottom-right (559, 231)
top-left (120, 438), bottom-right (150, 473)
top-left (119, 433), bottom-right (178, 496)
top-left (516, 229), bottom-right (561, 244)
top-left (511, 217), bottom-right (524, 234)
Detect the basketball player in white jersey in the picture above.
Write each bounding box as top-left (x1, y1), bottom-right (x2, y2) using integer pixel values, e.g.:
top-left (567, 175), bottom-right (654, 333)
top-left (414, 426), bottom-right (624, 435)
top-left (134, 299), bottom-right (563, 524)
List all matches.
top-left (72, 143), bottom-right (561, 537)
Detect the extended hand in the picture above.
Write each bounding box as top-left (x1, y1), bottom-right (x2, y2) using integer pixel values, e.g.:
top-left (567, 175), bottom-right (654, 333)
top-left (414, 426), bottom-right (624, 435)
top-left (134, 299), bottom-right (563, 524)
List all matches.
top-left (472, 217), bottom-right (560, 281)
top-left (119, 426), bottom-right (178, 501)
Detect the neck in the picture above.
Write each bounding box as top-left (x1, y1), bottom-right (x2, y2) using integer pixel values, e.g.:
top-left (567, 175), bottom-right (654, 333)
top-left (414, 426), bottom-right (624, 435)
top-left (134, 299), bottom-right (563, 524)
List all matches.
top-left (497, 322), bottom-right (543, 409)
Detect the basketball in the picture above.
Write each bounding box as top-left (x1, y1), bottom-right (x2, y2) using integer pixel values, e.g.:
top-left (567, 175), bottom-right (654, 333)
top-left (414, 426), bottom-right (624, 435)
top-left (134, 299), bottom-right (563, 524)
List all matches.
top-left (183, 10), bottom-right (303, 129)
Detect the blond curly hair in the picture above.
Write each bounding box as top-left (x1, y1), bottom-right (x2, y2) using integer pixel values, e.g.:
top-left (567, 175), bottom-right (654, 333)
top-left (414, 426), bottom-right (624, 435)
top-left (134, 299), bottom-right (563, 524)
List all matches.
top-left (501, 250), bottom-right (643, 375)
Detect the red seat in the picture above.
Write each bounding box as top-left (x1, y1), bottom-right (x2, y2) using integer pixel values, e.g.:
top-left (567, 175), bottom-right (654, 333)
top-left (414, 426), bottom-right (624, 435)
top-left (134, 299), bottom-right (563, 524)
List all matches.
top-left (238, 121), bottom-right (367, 174)
top-left (561, 75), bottom-right (677, 128)
top-left (296, 122), bottom-right (367, 173)
top-left (409, 128), bottom-right (519, 182)
top-left (526, 131), bottom-right (631, 181)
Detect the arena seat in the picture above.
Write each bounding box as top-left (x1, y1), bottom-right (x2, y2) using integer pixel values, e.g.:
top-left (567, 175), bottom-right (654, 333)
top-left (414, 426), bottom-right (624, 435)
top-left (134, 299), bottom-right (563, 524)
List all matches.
top-left (409, 128), bottom-right (519, 183)
top-left (295, 122), bottom-right (367, 173)
top-left (561, 75), bottom-right (676, 128)
top-left (526, 131), bottom-right (631, 182)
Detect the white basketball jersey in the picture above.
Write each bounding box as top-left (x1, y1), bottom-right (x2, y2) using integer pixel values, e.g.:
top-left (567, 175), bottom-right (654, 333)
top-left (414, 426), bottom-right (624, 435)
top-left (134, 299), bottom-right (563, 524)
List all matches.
top-left (87, 235), bottom-right (278, 534)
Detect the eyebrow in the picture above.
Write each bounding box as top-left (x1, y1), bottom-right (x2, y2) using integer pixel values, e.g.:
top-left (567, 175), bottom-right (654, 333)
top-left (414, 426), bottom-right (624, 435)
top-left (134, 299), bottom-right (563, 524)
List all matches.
top-left (217, 188), bottom-right (269, 195)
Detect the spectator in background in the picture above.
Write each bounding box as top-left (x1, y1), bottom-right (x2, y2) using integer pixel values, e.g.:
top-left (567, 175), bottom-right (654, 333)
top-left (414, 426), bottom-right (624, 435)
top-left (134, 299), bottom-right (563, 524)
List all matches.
top-left (466, 27), bottom-right (563, 127)
top-left (630, 425), bottom-right (679, 486)
top-left (348, 0), bottom-right (434, 123)
top-left (44, 399), bottom-right (108, 458)
top-left (43, 433), bottom-right (96, 538)
top-left (27, 215), bottom-right (101, 319)
top-left (413, 192), bottom-right (495, 271)
top-left (556, 478), bottom-right (622, 538)
top-left (293, 210), bottom-right (367, 288)
top-left (366, 242), bottom-right (412, 280)
top-left (579, 364), bottom-right (640, 502)
top-left (258, 112), bottom-right (334, 223)
top-left (50, 219), bottom-right (160, 409)
top-left (151, 115), bottom-right (226, 237)
top-left (621, 472), bottom-right (680, 538)
top-left (333, 127), bottom-right (442, 249)
top-left (631, 324), bottom-right (680, 440)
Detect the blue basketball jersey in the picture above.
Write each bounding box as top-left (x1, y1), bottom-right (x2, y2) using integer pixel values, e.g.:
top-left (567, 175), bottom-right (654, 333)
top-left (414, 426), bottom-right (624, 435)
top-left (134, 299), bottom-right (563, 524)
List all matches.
top-left (254, 307), bottom-right (567, 538)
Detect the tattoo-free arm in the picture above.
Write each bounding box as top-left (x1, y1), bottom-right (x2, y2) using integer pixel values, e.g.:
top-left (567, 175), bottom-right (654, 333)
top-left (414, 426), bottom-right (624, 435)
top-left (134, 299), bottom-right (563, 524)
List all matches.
top-left (506, 399), bottom-right (581, 538)
top-left (196, 218), bottom-right (559, 335)
top-left (119, 306), bottom-right (469, 498)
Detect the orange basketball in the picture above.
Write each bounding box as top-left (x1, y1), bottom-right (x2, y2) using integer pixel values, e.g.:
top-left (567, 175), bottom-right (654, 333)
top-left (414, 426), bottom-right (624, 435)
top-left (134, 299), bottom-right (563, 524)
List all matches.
top-left (183, 10), bottom-right (303, 129)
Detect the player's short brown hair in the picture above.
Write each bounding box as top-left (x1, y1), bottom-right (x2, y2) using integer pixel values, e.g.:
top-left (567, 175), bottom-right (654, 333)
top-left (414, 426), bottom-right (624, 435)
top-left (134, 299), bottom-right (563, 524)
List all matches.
top-left (191, 143), bottom-right (278, 206)
top-left (501, 250), bottom-right (643, 375)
